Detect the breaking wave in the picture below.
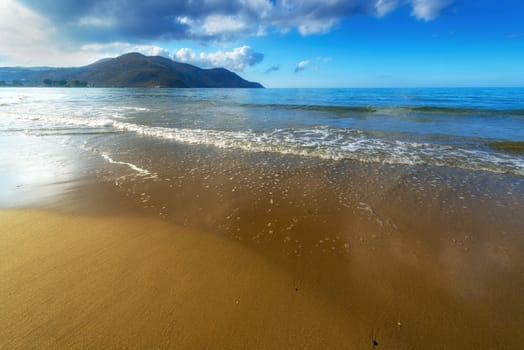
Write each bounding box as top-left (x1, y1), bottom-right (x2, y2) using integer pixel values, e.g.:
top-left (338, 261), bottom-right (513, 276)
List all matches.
top-left (8, 112), bottom-right (522, 176)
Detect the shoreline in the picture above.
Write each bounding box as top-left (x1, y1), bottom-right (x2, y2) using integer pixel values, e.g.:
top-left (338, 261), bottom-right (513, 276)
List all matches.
top-left (1, 128), bottom-right (524, 349)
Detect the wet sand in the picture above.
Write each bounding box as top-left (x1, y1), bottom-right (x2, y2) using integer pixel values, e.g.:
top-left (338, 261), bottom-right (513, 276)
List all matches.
top-left (2, 134), bottom-right (524, 349)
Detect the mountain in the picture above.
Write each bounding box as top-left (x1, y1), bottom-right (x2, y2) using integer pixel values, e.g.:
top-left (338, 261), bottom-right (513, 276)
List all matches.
top-left (0, 53), bottom-right (263, 88)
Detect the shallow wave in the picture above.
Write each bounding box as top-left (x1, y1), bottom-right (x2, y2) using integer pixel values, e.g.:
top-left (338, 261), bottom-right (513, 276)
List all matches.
top-left (0, 96), bottom-right (26, 106)
top-left (8, 113), bottom-right (524, 176)
top-left (237, 103), bottom-right (524, 117)
top-left (110, 121), bottom-right (524, 176)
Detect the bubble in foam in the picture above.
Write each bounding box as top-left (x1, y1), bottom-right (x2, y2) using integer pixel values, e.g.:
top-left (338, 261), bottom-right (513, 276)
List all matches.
top-left (98, 119), bottom-right (114, 127)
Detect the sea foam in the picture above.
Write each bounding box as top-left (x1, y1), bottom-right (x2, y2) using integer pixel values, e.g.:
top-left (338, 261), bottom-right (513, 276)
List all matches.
top-left (4, 101), bottom-right (524, 177)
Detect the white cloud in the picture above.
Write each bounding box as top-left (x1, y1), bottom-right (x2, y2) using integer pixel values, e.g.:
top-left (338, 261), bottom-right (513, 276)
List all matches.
top-left (297, 19), bottom-right (338, 36)
top-left (410, 0), bottom-right (453, 21)
top-left (174, 45), bottom-right (263, 72)
top-left (143, 46), bottom-right (171, 58)
top-left (1, 0), bottom-right (455, 67)
top-left (0, 31), bottom-right (264, 71)
top-left (83, 44), bottom-right (264, 72)
top-left (0, 0), bottom-right (53, 65)
top-left (173, 47), bottom-right (197, 62)
top-left (294, 60), bottom-right (310, 73)
top-left (17, 0), bottom-right (454, 43)
top-left (162, 2), bottom-right (272, 41)
top-left (297, 60), bottom-right (310, 69)
top-left (0, 0), bottom-right (106, 66)
top-left (202, 15), bottom-right (248, 35)
top-left (375, 0), bottom-right (399, 17)
top-left (293, 56), bottom-right (332, 73)
top-left (177, 16), bottom-right (192, 26)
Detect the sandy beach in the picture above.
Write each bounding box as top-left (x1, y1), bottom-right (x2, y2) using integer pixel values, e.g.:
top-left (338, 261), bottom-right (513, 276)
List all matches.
top-left (2, 154), bottom-right (524, 349)
top-left (2, 206), bottom-right (522, 350)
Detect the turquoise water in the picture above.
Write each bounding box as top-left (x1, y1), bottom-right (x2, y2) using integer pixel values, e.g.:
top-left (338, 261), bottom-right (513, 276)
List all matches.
top-left (1, 87), bottom-right (523, 175)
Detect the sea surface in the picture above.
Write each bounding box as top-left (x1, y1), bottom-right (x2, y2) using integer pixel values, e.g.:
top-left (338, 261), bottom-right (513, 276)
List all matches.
top-left (1, 87), bottom-right (523, 177)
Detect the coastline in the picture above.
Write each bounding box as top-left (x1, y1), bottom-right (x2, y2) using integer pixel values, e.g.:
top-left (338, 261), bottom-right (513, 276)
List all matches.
top-left (2, 131), bottom-right (524, 349)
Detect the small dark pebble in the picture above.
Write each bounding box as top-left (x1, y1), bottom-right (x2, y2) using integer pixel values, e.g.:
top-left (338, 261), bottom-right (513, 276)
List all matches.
top-left (372, 339), bottom-right (379, 347)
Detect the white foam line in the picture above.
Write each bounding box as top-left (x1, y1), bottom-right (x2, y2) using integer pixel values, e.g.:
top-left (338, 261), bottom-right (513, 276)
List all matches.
top-left (7, 112), bottom-right (524, 176)
top-left (110, 121), bottom-right (524, 175)
top-left (101, 152), bottom-right (156, 178)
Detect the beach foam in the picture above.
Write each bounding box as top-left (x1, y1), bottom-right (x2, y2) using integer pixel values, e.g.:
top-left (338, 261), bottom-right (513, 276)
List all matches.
top-left (4, 111), bottom-right (524, 176)
top-left (101, 152), bottom-right (157, 178)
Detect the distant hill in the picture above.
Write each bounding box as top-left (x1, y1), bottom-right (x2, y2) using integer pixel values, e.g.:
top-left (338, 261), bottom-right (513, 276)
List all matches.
top-left (0, 53), bottom-right (263, 88)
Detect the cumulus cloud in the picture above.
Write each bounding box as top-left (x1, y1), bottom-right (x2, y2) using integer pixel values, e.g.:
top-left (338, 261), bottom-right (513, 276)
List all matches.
top-left (1, 0), bottom-right (454, 66)
top-left (0, 0), bottom-right (105, 66)
top-left (410, 0), bottom-right (453, 21)
top-left (173, 46), bottom-right (264, 72)
top-left (294, 60), bottom-right (310, 73)
top-left (202, 15), bottom-right (248, 36)
top-left (375, 0), bottom-right (399, 18)
top-left (0, 0), bottom-right (261, 70)
top-left (16, 0), bottom-right (455, 43)
top-left (76, 43), bottom-right (264, 71)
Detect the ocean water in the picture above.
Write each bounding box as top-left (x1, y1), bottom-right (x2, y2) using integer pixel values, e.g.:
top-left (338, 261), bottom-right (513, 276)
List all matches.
top-left (1, 87), bottom-right (523, 176)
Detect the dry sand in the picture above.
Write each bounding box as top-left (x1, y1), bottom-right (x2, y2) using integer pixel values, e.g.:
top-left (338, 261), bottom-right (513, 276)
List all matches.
top-left (2, 207), bottom-right (524, 349)
top-left (1, 209), bottom-right (365, 349)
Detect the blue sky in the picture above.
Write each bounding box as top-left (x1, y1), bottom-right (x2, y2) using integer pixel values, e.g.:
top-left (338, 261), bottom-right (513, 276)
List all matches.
top-left (1, 0), bottom-right (523, 87)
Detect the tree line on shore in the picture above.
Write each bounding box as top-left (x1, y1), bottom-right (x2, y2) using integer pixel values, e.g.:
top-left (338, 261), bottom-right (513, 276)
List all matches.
top-left (0, 79), bottom-right (88, 87)
top-left (43, 79), bottom-right (88, 87)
